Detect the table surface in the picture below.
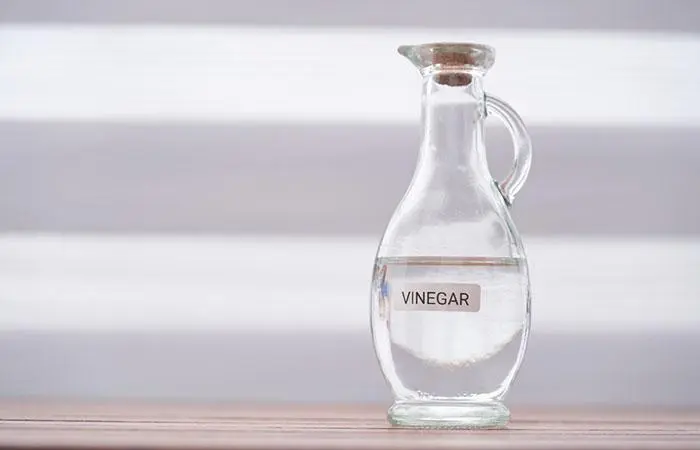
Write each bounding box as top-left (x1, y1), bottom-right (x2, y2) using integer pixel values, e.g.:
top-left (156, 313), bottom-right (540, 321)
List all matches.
top-left (0, 402), bottom-right (699, 450)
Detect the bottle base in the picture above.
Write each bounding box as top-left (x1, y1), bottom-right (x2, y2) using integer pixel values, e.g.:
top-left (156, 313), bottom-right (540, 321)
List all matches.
top-left (388, 400), bottom-right (510, 429)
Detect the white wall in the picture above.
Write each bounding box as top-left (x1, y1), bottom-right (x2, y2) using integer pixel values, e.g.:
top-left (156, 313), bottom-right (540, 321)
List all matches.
top-left (1, 0), bottom-right (698, 405)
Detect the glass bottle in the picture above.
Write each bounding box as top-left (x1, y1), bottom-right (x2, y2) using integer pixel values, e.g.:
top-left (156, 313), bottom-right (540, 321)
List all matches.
top-left (370, 43), bottom-right (532, 428)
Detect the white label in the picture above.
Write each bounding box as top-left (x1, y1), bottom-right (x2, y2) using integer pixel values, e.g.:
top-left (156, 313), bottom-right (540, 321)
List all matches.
top-left (391, 283), bottom-right (481, 312)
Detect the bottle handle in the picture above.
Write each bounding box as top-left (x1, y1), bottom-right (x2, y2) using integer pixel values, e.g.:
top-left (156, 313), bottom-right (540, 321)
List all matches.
top-left (484, 94), bottom-right (532, 206)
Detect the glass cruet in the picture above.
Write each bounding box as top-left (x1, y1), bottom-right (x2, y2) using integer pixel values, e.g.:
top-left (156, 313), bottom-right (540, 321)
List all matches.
top-left (369, 42), bottom-right (533, 428)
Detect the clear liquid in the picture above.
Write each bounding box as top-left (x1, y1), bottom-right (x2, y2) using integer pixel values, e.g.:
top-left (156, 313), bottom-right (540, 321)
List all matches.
top-left (371, 256), bottom-right (529, 399)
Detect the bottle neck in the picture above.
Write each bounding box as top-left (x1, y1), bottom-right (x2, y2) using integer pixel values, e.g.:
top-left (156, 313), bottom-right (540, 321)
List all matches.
top-left (419, 71), bottom-right (488, 179)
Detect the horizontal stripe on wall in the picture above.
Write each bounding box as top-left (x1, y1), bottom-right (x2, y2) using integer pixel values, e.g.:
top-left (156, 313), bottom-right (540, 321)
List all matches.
top-left (1, 0), bottom-right (698, 32)
top-left (1, 330), bottom-right (698, 405)
top-left (0, 26), bottom-right (698, 126)
top-left (0, 236), bottom-right (698, 332)
top-left (1, 122), bottom-right (697, 235)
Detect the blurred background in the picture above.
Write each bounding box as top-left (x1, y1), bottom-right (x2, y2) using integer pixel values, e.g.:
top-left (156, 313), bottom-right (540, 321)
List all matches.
top-left (0, 0), bottom-right (699, 406)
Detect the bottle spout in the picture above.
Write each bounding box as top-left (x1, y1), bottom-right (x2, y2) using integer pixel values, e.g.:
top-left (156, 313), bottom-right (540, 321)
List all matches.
top-left (398, 42), bottom-right (495, 86)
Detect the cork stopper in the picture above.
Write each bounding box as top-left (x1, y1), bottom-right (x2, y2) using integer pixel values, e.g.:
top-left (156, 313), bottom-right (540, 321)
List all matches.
top-left (398, 42), bottom-right (495, 86)
top-left (433, 51), bottom-right (474, 86)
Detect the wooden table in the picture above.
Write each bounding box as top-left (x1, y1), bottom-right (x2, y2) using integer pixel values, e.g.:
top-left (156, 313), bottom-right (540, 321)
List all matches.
top-left (0, 402), bottom-right (698, 449)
